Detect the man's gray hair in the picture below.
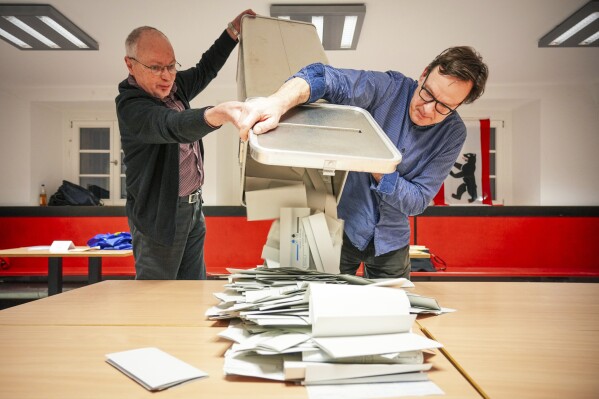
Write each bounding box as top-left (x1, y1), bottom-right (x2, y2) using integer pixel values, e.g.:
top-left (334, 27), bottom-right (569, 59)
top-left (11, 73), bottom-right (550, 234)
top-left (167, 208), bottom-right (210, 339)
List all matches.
top-left (125, 26), bottom-right (167, 58)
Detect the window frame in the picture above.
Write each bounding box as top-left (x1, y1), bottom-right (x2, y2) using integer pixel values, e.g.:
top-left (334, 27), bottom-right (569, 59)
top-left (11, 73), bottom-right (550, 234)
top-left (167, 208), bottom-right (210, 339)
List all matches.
top-left (489, 119), bottom-right (508, 205)
top-left (69, 120), bottom-right (125, 206)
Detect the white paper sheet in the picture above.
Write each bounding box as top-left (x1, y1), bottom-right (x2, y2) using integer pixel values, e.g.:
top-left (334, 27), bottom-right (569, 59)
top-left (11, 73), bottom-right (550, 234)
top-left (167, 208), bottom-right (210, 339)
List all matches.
top-left (303, 362), bottom-right (432, 383)
top-left (223, 352), bottom-right (295, 381)
top-left (312, 332), bottom-right (442, 359)
top-left (306, 380), bottom-right (444, 399)
top-left (245, 184), bottom-right (307, 221)
top-left (303, 371), bottom-right (429, 385)
top-left (105, 347), bottom-right (207, 391)
top-left (279, 207), bottom-right (311, 269)
top-left (309, 283), bottom-right (412, 337)
top-left (304, 213), bottom-right (340, 274)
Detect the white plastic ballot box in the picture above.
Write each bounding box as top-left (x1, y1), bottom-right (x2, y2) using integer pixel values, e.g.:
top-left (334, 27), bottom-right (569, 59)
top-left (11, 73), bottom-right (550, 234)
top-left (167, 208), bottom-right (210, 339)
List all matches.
top-left (237, 16), bottom-right (402, 271)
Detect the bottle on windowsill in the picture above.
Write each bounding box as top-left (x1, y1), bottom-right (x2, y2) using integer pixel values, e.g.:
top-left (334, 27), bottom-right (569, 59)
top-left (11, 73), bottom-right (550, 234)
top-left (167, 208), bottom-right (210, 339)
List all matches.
top-left (39, 184), bottom-right (47, 206)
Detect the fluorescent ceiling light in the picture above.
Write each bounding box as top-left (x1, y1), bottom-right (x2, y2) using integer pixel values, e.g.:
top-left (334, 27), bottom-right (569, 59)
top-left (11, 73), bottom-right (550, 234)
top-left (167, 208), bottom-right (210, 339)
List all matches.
top-left (580, 30), bottom-right (599, 44)
top-left (312, 16), bottom-right (323, 43)
top-left (0, 26), bottom-right (31, 48)
top-left (539, 1), bottom-right (599, 47)
top-left (550, 11), bottom-right (599, 45)
top-left (0, 4), bottom-right (98, 51)
top-left (38, 16), bottom-right (88, 48)
top-left (270, 4), bottom-right (366, 50)
top-left (3, 15), bottom-right (59, 48)
top-left (340, 15), bottom-right (358, 48)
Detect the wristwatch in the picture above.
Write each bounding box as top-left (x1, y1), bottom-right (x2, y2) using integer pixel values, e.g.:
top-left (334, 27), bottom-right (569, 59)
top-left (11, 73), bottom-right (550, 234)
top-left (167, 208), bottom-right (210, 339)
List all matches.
top-left (227, 22), bottom-right (239, 39)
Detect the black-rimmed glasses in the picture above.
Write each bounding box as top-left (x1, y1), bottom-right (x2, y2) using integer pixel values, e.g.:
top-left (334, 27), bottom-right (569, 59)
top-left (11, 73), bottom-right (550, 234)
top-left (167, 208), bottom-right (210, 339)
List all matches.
top-left (129, 57), bottom-right (180, 76)
top-left (418, 73), bottom-right (460, 115)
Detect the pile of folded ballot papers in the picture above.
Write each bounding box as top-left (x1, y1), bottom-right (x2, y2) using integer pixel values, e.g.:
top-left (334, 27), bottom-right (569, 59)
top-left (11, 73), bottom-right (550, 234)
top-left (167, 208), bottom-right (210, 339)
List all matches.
top-left (206, 267), bottom-right (453, 397)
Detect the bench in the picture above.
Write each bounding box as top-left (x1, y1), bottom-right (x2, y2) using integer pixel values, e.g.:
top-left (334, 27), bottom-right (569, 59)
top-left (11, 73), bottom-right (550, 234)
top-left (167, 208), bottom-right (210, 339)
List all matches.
top-left (1, 206), bottom-right (597, 281)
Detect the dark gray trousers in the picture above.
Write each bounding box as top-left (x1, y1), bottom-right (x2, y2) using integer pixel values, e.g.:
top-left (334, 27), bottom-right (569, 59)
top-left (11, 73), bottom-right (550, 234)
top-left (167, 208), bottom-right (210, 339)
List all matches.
top-left (340, 233), bottom-right (411, 279)
top-left (129, 201), bottom-right (206, 280)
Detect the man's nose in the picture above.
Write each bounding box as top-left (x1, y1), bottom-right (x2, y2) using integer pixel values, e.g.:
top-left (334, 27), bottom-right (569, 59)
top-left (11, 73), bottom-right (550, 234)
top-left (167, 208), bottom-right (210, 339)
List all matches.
top-left (159, 67), bottom-right (172, 79)
top-left (422, 101), bottom-right (436, 115)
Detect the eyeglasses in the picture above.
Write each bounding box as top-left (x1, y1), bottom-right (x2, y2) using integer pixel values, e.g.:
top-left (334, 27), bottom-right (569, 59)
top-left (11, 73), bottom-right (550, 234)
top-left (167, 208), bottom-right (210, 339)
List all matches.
top-left (128, 57), bottom-right (180, 76)
top-left (418, 73), bottom-right (460, 115)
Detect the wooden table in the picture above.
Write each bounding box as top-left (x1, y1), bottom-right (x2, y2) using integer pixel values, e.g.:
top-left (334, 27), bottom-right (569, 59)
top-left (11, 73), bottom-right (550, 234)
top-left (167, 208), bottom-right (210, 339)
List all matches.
top-left (0, 280), bottom-right (223, 326)
top-left (413, 282), bottom-right (599, 399)
top-left (0, 246), bottom-right (132, 295)
top-left (0, 280), bottom-right (479, 399)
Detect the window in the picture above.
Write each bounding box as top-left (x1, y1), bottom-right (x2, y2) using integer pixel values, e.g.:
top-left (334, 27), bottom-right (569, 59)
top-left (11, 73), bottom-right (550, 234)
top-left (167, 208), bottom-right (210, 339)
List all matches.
top-left (70, 120), bottom-right (125, 205)
top-left (490, 126), bottom-right (497, 201)
top-left (488, 120), bottom-right (505, 205)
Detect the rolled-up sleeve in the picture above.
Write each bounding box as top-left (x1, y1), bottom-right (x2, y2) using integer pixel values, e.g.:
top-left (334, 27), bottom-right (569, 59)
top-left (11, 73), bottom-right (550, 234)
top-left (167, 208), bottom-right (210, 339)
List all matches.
top-left (292, 63), bottom-right (395, 109)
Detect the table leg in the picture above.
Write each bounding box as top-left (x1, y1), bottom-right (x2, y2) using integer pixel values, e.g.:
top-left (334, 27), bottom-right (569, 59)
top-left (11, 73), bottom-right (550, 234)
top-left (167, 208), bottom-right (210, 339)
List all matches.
top-left (88, 257), bottom-right (102, 284)
top-left (48, 257), bottom-right (63, 296)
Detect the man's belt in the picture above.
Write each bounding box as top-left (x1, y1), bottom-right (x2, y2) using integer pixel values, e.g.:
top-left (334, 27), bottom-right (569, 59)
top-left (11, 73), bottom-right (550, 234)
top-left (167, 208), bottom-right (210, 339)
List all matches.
top-left (179, 189), bottom-right (202, 204)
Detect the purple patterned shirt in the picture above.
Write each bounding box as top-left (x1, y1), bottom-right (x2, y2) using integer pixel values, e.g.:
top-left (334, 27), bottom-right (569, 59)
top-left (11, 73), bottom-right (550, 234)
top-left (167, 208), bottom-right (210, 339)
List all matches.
top-left (127, 75), bottom-right (203, 196)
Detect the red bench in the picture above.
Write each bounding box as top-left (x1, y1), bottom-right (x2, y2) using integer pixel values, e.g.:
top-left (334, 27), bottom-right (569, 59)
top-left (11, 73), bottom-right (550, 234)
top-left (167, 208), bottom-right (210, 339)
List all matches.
top-left (1, 206), bottom-right (597, 280)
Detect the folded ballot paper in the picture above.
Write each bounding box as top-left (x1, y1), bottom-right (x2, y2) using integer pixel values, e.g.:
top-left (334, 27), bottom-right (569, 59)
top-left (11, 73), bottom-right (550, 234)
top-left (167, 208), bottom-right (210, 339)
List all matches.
top-left (105, 347), bottom-right (207, 391)
top-left (308, 284), bottom-right (442, 359)
top-left (210, 279), bottom-right (444, 394)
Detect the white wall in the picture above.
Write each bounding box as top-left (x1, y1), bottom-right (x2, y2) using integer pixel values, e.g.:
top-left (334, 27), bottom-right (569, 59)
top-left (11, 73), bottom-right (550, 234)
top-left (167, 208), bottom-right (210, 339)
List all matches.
top-left (31, 103), bottom-right (64, 203)
top-left (484, 82), bottom-right (599, 205)
top-left (0, 91), bottom-right (31, 205)
top-left (539, 84), bottom-right (599, 205)
top-left (1, 79), bottom-right (598, 206)
top-left (512, 101), bottom-right (541, 205)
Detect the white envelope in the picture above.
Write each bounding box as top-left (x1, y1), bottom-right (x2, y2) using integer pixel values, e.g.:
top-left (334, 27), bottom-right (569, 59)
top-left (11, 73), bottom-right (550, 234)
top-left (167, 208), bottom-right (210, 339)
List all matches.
top-left (105, 347), bottom-right (207, 391)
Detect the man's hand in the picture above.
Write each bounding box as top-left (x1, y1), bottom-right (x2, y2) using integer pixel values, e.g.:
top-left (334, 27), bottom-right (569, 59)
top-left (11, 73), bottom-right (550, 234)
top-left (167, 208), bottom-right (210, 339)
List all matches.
top-left (206, 77), bottom-right (310, 141)
top-left (237, 77), bottom-right (311, 140)
top-left (228, 9), bottom-right (256, 40)
top-left (238, 96), bottom-right (286, 141)
top-left (204, 99), bottom-right (284, 142)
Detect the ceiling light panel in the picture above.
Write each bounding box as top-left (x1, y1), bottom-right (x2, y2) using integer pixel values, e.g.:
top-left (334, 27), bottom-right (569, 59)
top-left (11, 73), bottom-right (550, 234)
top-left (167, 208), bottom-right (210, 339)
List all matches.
top-left (271, 4), bottom-right (366, 50)
top-left (0, 4), bottom-right (98, 50)
top-left (539, 1), bottom-right (599, 47)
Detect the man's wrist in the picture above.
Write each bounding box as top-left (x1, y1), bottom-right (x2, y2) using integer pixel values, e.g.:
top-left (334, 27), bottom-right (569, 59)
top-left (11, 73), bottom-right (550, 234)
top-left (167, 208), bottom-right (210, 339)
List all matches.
top-left (203, 106), bottom-right (222, 129)
top-left (227, 22), bottom-right (239, 41)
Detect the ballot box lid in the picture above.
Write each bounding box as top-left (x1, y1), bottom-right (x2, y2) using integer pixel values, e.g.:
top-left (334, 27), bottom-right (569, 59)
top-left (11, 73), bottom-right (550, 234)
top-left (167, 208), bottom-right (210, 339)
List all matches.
top-left (237, 15), bottom-right (401, 206)
top-left (248, 103), bottom-right (402, 174)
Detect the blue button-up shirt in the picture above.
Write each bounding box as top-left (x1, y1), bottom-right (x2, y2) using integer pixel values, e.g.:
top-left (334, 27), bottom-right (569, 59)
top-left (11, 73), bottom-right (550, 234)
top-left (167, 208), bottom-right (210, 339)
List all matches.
top-left (293, 63), bottom-right (466, 256)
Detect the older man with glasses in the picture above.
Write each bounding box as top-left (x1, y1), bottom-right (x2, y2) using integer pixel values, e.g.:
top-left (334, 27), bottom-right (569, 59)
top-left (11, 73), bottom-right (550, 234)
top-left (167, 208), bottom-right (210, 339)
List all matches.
top-left (241, 46), bottom-right (489, 280)
top-left (116, 9), bottom-right (255, 280)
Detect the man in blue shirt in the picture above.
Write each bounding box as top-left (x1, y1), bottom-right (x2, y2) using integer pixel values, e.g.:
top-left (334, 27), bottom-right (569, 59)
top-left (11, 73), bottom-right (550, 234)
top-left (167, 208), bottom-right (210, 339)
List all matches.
top-left (241, 47), bottom-right (488, 279)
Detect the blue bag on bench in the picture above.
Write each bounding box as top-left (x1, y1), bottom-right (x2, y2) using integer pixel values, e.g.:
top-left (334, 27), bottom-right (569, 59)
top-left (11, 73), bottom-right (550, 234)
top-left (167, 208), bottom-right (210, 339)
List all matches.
top-left (87, 232), bottom-right (132, 250)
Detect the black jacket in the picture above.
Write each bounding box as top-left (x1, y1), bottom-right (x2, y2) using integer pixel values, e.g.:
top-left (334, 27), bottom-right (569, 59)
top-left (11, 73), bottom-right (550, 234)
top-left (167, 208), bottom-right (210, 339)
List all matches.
top-left (115, 30), bottom-right (236, 245)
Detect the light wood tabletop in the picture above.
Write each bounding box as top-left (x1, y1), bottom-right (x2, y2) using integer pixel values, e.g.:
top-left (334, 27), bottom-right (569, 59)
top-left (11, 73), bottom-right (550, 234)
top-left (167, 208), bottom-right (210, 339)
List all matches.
top-left (0, 280), bottom-right (223, 326)
top-left (413, 281), bottom-right (599, 399)
top-left (0, 246), bottom-right (133, 258)
top-left (0, 246), bottom-right (132, 295)
top-left (0, 280), bottom-right (479, 399)
top-left (0, 325), bottom-right (308, 399)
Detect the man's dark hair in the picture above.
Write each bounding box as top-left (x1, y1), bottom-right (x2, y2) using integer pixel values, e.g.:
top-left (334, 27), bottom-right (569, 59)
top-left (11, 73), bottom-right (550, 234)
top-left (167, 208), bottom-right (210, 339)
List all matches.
top-left (427, 46), bottom-right (489, 104)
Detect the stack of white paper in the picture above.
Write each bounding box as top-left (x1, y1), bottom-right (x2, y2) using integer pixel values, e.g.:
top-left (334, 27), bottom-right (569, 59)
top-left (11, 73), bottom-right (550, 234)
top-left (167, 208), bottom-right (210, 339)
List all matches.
top-left (208, 275), bottom-right (447, 395)
top-left (205, 267), bottom-right (452, 321)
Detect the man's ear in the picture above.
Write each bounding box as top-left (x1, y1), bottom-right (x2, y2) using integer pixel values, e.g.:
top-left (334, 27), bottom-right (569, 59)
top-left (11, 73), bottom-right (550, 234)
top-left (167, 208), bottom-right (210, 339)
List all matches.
top-left (125, 56), bottom-right (134, 74)
top-left (418, 68), bottom-right (429, 83)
